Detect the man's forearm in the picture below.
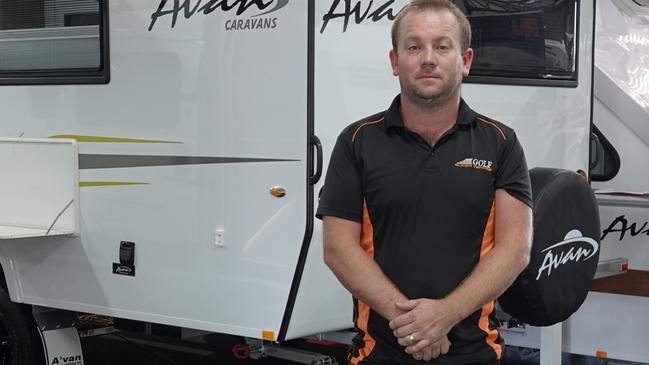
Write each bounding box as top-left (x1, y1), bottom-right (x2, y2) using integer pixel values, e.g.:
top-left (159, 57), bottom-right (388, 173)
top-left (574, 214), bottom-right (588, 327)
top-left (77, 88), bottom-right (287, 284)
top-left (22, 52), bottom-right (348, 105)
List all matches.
top-left (323, 217), bottom-right (407, 321)
top-left (444, 241), bottom-right (530, 322)
top-left (444, 190), bottom-right (533, 322)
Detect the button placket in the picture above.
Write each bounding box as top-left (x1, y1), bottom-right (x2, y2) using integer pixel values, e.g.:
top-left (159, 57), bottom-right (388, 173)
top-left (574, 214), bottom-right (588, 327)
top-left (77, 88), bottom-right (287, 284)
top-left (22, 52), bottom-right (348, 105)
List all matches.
top-left (425, 151), bottom-right (440, 173)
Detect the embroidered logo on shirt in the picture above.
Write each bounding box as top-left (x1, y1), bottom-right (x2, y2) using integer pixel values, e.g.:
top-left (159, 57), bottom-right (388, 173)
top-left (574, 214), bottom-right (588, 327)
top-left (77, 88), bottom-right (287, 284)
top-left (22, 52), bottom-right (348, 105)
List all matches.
top-left (454, 157), bottom-right (493, 172)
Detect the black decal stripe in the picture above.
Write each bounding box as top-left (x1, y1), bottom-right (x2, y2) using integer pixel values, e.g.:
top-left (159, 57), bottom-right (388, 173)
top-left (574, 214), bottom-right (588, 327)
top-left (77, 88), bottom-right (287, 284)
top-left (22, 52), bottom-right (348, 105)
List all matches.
top-left (79, 154), bottom-right (298, 169)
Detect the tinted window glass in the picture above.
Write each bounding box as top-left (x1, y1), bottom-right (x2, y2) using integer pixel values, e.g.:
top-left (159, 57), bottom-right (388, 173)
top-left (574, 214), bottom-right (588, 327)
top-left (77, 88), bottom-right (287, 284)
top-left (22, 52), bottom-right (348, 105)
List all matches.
top-left (0, 0), bottom-right (107, 83)
top-left (455, 0), bottom-right (577, 82)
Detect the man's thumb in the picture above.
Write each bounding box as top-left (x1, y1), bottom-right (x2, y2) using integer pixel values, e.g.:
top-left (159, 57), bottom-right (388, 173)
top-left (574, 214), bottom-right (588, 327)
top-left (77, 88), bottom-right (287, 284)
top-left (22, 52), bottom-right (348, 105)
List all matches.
top-left (395, 300), bottom-right (417, 310)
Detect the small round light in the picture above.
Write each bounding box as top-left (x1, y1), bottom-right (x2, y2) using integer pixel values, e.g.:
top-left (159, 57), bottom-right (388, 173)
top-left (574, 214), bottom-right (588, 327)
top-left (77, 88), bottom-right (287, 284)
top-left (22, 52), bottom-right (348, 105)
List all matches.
top-left (270, 186), bottom-right (286, 197)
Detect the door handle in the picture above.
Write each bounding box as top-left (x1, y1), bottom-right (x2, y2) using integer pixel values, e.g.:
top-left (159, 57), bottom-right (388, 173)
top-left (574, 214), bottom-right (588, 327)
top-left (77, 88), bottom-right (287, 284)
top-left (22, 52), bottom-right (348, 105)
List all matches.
top-left (309, 135), bottom-right (322, 185)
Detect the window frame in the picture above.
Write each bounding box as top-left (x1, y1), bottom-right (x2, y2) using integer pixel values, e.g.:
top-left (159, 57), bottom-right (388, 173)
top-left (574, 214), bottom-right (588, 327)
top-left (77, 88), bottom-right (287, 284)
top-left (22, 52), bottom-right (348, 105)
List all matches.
top-left (590, 124), bottom-right (621, 182)
top-left (0, 0), bottom-right (110, 85)
top-left (463, 0), bottom-right (580, 88)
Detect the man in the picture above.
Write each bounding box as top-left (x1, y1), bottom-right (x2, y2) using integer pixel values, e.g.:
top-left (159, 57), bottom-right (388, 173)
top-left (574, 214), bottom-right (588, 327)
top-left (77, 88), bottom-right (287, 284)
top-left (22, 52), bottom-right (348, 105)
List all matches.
top-left (316, 0), bottom-right (533, 364)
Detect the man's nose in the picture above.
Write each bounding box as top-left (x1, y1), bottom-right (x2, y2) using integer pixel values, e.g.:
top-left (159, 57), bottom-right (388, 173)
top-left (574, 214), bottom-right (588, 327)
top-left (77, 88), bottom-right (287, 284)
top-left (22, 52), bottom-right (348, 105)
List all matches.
top-left (421, 47), bottom-right (437, 66)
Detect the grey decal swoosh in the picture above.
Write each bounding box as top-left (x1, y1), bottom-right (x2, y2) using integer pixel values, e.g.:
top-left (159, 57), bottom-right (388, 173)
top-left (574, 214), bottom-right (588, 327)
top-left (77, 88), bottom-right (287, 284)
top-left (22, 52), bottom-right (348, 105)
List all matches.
top-left (79, 154), bottom-right (298, 169)
top-left (251, 0), bottom-right (289, 18)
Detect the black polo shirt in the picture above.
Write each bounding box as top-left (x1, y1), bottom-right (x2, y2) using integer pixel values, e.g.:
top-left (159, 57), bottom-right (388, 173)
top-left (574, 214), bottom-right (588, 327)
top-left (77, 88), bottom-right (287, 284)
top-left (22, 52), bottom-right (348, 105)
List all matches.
top-left (316, 95), bottom-right (532, 365)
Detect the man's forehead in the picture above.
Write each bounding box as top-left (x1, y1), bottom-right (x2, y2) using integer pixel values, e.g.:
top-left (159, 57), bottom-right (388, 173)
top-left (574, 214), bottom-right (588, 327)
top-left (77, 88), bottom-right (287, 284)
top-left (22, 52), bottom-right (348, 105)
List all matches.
top-left (399, 9), bottom-right (460, 39)
top-left (401, 8), bottom-right (458, 28)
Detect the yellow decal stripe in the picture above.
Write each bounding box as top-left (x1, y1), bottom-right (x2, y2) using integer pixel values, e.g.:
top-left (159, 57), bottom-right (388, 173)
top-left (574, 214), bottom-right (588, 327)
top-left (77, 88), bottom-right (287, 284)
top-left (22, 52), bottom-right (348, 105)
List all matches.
top-left (50, 135), bottom-right (182, 144)
top-left (80, 181), bottom-right (149, 187)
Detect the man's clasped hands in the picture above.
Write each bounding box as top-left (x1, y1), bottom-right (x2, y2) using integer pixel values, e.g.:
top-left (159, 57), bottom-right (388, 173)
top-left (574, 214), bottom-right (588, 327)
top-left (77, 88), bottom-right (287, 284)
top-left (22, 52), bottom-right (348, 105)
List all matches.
top-left (389, 298), bottom-right (463, 362)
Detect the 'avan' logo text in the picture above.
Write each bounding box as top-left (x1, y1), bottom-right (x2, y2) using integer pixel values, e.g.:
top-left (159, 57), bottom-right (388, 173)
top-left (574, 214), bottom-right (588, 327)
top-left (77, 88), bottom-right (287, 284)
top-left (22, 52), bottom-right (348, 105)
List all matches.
top-left (601, 214), bottom-right (649, 241)
top-left (321, 0), bottom-right (398, 33)
top-left (51, 355), bottom-right (82, 365)
top-left (536, 230), bottom-right (598, 280)
top-left (149, 0), bottom-right (289, 30)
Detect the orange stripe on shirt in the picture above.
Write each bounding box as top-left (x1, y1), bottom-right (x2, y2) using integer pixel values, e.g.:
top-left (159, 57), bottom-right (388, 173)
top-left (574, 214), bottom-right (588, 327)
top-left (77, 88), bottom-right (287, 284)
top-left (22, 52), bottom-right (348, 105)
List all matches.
top-left (351, 200), bottom-right (377, 365)
top-left (359, 200), bottom-right (375, 256)
top-left (352, 118), bottom-right (384, 143)
top-left (351, 301), bottom-right (376, 365)
top-left (477, 117), bottom-right (507, 141)
top-left (480, 203), bottom-right (496, 259)
top-left (478, 203), bottom-right (502, 359)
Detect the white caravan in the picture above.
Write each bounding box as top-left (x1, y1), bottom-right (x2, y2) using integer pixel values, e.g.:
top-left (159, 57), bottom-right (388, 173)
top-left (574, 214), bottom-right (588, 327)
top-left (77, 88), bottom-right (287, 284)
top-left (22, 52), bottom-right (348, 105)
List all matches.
top-left (560, 0), bottom-right (649, 362)
top-left (0, 0), bottom-right (644, 364)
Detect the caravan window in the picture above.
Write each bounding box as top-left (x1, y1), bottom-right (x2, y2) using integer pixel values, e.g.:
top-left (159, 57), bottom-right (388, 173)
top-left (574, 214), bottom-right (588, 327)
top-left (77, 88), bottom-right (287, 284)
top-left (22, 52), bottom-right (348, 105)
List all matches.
top-left (457, 0), bottom-right (578, 87)
top-left (0, 0), bottom-right (109, 84)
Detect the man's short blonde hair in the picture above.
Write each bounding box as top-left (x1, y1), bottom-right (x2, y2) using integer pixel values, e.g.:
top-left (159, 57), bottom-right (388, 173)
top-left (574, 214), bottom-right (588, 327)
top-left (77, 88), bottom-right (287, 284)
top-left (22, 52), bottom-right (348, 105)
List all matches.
top-left (391, 0), bottom-right (472, 52)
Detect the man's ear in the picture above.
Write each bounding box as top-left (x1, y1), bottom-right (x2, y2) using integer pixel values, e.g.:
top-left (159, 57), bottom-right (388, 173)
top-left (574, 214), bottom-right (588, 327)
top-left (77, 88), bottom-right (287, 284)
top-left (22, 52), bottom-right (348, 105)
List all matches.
top-left (389, 49), bottom-right (399, 77)
top-left (462, 48), bottom-right (474, 77)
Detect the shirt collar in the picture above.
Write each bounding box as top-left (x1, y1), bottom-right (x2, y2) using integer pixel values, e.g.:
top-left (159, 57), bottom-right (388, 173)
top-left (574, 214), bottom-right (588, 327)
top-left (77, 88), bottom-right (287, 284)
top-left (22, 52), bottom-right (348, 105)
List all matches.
top-left (384, 94), bottom-right (478, 130)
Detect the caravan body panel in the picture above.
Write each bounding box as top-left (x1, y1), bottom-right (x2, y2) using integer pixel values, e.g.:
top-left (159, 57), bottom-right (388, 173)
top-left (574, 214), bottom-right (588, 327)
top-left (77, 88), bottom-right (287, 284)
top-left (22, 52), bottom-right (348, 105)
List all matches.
top-left (565, 1), bottom-right (649, 362)
top-left (0, 0), bottom-right (310, 339)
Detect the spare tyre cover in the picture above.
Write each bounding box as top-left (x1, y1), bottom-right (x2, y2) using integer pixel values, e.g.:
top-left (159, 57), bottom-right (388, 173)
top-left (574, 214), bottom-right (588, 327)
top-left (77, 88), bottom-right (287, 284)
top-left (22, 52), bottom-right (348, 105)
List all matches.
top-left (498, 167), bottom-right (600, 326)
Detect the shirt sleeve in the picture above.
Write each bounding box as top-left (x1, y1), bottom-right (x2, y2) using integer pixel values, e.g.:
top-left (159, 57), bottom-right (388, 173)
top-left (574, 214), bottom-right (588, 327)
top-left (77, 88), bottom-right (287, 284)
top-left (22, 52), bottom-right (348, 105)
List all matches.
top-left (494, 131), bottom-right (533, 208)
top-left (315, 131), bottom-right (363, 222)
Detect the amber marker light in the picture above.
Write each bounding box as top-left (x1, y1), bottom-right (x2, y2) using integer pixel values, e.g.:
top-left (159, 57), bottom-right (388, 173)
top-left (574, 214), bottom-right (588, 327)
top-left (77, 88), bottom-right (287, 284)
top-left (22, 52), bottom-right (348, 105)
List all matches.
top-left (262, 329), bottom-right (276, 341)
top-left (270, 186), bottom-right (286, 197)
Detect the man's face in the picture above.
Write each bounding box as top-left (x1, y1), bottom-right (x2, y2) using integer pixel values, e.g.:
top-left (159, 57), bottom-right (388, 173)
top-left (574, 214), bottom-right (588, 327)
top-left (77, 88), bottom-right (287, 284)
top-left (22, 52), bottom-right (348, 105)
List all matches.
top-left (389, 9), bottom-right (473, 108)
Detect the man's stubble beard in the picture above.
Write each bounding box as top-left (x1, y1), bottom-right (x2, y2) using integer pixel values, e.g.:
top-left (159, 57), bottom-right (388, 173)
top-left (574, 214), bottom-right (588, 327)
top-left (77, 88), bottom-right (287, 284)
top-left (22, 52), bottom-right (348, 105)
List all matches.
top-left (400, 76), bottom-right (459, 110)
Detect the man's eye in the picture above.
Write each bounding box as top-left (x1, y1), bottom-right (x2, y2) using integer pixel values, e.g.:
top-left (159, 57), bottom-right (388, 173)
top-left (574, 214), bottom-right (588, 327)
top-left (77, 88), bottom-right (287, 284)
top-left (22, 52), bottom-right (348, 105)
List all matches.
top-left (408, 45), bottom-right (419, 51)
top-left (439, 44), bottom-right (449, 50)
